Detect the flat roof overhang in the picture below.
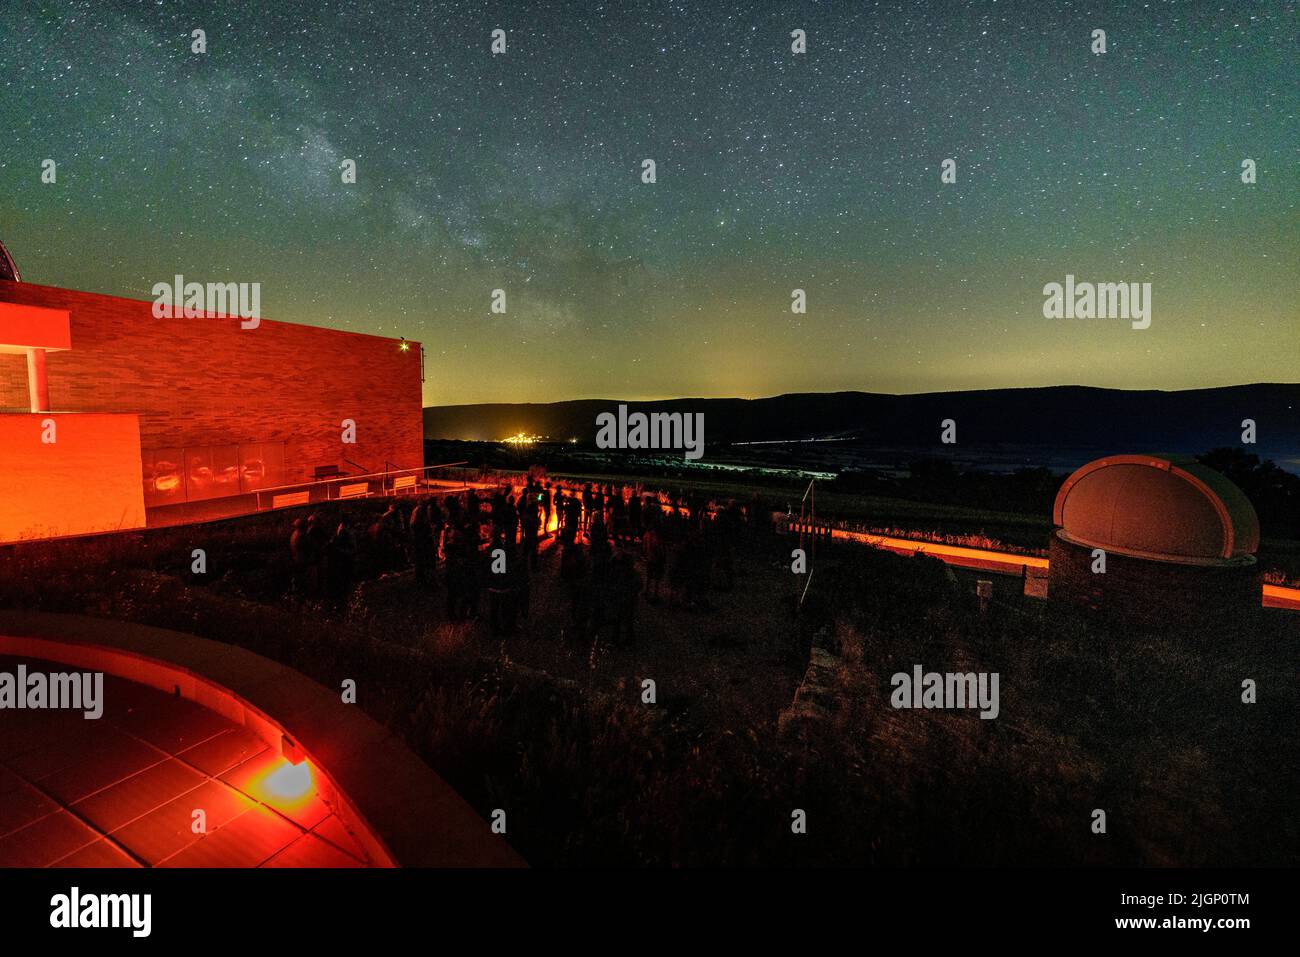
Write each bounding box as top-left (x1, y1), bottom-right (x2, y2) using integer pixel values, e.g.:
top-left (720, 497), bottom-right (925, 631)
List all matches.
top-left (0, 301), bottom-right (71, 353)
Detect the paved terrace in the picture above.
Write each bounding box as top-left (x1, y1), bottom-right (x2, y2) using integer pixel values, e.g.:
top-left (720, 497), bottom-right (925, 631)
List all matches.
top-left (0, 654), bottom-right (370, 867)
top-left (0, 612), bottom-right (524, 868)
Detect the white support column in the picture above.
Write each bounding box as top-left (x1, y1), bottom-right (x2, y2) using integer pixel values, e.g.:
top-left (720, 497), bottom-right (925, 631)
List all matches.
top-left (26, 347), bottom-right (49, 412)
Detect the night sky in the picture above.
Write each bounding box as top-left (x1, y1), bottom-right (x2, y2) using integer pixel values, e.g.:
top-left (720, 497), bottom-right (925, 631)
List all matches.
top-left (1, 0), bottom-right (1296, 406)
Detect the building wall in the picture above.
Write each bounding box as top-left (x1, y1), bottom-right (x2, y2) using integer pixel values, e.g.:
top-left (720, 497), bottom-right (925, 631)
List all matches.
top-left (0, 282), bottom-right (423, 501)
top-left (1048, 532), bottom-right (1261, 628)
top-left (0, 412), bottom-right (146, 542)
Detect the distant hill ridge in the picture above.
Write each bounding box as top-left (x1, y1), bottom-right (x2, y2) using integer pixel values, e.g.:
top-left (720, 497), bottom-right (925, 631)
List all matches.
top-left (423, 384), bottom-right (1300, 456)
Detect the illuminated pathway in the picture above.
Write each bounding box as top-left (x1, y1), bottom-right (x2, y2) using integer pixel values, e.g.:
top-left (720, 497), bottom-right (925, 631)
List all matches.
top-left (0, 655), bottom-right (372, 867)
top-left (814, 527), bottom-right (1300, 612)
top-left (828, 528), bottom-right (1049, 574)
top-left (1262, 584), bottom-right (1300, 612)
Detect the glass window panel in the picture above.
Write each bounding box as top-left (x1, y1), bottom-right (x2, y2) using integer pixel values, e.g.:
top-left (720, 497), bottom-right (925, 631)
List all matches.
top-left (210, 444), bottom-right (241, 498)
top-left (146, 448), bottom-right (185, 507)
top-left (185, 447), bottom-right (217, 502)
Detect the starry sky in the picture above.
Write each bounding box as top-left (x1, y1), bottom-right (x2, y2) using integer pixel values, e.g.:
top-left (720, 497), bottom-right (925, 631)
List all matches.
top-left (1, 0), bottom-right (1296, 406)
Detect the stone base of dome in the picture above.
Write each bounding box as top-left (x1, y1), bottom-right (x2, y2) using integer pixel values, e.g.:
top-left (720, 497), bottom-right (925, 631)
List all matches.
top-left (1048, 532), bottom-right (1261, 629)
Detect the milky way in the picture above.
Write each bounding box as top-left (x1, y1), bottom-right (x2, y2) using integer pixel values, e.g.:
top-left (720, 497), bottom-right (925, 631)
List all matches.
top-left (1, 0), bottom-right (1296, 404)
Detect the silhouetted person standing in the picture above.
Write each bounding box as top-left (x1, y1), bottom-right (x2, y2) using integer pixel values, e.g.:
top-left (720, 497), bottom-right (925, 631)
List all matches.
top-left (520, 492), bottom-right (540, 569)
top-left (643, 514), bottom-right (667, 604)
top-left (410, 498), bottom-right (435, 586)
top-left (327, 517), bottom-right (357, 609)
top-left (305, 513), bottom-right (329, 596)
top-left (290, 517), bottom-right (311, 597)
top-left (628, 492), bottom-right (642, 542)
top-left (560, 540), bottom-right (588, 638)
top-left (608, 548), bottom-right (639, 644)
top-left (565, 492), bottom-right (583, 545)
top-left (377, 503), bottom-right (406, 572)
top-left (428, 498), bottom-right (445, 561)
top-left (487, 534), bottom-right (518, 637)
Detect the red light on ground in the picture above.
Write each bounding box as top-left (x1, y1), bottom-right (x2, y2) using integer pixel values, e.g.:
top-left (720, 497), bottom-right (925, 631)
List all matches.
top-left (261, 759), bottom-right (314, 803)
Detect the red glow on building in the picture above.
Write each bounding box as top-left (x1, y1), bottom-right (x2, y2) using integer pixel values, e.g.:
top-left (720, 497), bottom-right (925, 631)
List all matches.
top-left (0, 279), bottom-right (423, 542)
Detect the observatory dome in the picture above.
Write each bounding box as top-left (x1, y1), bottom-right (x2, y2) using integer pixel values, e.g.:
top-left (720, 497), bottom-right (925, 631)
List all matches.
top-left (1052, 454), bottom-right (1259, 564)
top-left (0, 240), bottom-right (19, 282)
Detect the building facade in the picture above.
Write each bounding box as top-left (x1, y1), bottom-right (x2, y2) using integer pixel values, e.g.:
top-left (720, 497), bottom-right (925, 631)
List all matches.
top-left (0, 268), bottom-right (423, 541)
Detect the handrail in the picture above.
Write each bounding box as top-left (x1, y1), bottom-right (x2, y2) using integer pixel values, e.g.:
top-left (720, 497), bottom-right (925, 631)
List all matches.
top-left (797, 478), bottom-right (815, 607)
top-left (251, 462), bottom-right (474, 511)
top-left (252, 462), bottom-right (467, 497)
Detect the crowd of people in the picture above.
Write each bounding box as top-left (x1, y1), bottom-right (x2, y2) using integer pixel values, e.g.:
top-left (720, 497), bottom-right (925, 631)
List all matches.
top-left (289, 476), bottom-right (764, 641)
top-left (288, 512), bottom-right (356, 609)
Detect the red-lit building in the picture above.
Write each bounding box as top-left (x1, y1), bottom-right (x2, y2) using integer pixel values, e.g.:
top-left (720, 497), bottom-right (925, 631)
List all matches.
top-left (0, 248), bottom-right (423, 542)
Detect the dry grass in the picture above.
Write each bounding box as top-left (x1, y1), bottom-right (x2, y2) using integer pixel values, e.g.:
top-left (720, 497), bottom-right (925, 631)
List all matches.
top-left (1, 505), bottom-right (1296, 866)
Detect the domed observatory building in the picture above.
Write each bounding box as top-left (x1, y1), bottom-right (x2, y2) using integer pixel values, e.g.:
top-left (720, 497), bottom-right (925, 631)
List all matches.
top-left (1049, 454), bottom-right (1261, 625)
top-left (0, 239), bottom-right (19, 281)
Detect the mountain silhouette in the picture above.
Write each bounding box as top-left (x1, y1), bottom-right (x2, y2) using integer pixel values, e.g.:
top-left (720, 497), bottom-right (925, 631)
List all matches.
top-left (425, 384), bottom-right (1299, 462)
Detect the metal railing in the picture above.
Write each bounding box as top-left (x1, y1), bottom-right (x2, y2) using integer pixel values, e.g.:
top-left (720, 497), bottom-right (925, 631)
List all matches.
top-left (252, 461), bottom-right (473, 511)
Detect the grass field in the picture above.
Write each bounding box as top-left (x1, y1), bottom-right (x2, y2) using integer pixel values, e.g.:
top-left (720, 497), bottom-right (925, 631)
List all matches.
top-left (2, 481), bottom-right (1296, 866)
